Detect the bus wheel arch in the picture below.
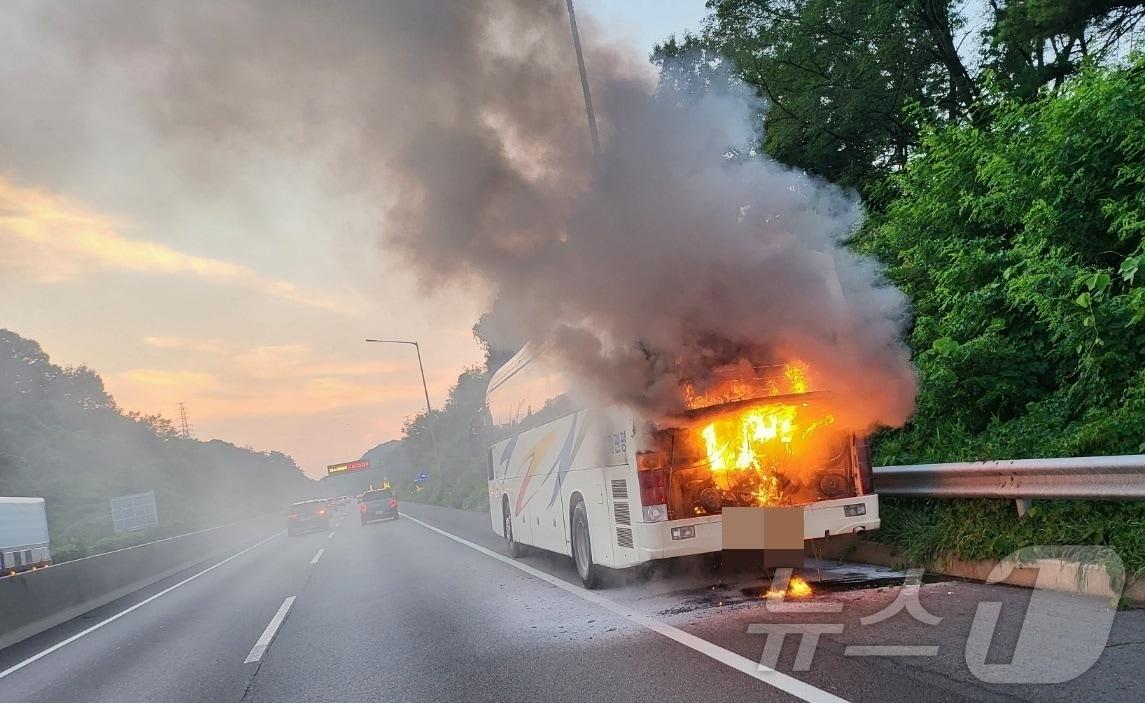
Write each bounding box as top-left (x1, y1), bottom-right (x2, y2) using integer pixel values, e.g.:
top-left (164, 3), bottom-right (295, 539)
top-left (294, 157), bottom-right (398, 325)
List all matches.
top-left (569, 495), bottom-right (602, 589)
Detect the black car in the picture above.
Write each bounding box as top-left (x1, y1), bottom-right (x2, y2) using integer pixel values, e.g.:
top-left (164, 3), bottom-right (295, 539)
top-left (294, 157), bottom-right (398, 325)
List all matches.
top-left (359, 488), bottom-right (399, 524)
top-left (287, 499), bottom-right (331, 536)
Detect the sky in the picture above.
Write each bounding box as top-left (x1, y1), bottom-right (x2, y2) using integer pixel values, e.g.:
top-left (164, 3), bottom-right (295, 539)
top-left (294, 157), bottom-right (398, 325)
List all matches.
top-left (0, 0), bottom-right (709, 479)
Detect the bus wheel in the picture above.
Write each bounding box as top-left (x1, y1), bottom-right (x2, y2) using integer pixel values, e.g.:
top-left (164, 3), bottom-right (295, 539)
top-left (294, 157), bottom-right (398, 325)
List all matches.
top-left (504, 504), bottom-right (526, 558)
top-left (571, 501), bottom-right (601, 589)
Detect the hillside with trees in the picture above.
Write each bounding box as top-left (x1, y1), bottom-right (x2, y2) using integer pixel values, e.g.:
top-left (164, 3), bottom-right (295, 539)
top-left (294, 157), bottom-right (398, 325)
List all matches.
top-left (0, 329), bottom-right (315, 561)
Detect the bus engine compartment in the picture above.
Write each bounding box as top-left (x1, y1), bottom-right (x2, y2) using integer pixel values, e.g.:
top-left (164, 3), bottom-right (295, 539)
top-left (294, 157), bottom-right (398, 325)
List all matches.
top-left (649, 362), bottom-right (870, 519)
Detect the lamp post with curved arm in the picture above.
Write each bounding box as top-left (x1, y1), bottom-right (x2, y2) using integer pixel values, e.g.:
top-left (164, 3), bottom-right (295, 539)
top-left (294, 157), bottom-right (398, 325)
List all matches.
top-left (365, 339), bottom-right (442, 479)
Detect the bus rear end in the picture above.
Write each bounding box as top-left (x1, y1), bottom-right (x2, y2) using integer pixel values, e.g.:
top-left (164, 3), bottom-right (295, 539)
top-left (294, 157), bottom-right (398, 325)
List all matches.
top-left (626, 375), bottom-right (879, 563)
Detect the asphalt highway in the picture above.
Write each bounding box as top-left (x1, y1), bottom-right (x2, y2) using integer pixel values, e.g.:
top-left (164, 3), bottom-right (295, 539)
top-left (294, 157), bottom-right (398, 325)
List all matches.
top-left (1, 502), bottom-right (1141, 702)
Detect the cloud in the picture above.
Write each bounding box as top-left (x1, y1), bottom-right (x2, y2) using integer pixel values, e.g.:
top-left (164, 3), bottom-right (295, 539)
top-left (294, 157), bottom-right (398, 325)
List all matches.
top-left (110, 368), bottom-right (422, 421)
top-left (111, 341), bottom-right (424, 423)
top-left (0, 176), bottom-right (354, 313)
top-left (118, 368), bottom-right (221, 389)
top-left (225, 343), bottom-right (405, 379)
top-left (142, 336), bottom-right (228, 354)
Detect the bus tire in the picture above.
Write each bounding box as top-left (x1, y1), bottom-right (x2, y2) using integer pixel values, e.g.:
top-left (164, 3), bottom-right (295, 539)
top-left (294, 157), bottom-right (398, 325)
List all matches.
top-left (571, 500), bottom-right (602, 589)
top-left (504, 499), bottom-right (526, 558)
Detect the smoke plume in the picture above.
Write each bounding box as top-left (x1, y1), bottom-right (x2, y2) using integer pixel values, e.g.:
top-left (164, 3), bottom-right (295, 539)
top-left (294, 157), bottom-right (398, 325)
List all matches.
top-left (1, 0), bottom-right (916, 431)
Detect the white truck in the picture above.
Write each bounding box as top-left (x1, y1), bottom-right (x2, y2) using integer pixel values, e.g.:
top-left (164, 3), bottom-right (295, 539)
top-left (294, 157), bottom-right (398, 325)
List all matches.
top-left (0, 497), bottom-right (52, 575)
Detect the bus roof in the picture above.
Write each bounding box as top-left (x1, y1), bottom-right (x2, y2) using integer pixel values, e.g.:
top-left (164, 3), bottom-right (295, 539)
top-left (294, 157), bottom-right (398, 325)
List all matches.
top-left (485, 343), bottom-right (573, 429)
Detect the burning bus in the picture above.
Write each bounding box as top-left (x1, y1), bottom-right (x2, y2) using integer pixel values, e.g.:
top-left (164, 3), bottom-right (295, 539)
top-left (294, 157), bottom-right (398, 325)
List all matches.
top-left (485, 345), bottom-right (878, 588)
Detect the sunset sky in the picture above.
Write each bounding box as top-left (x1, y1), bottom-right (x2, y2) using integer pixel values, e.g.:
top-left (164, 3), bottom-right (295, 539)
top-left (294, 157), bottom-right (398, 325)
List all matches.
top-left (0, 1), bottom-right (707, 478)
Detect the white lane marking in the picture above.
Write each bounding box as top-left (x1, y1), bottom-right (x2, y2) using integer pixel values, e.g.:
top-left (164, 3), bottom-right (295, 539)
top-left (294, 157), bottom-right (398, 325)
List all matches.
top-left (243, 596), bottom-right (296, 664)
top-left (309, 548), bottom-right (325, 565)
top-left (401, 513), bottom-right (850, 703)
top-left (0, 530), bottom-right (285, 682)
top-left (327, 532), bottom-right (335, 540)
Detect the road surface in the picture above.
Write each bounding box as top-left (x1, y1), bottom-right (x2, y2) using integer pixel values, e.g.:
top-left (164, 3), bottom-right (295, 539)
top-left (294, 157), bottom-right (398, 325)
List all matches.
top-left (0, 502), bottom-right (1141, 702)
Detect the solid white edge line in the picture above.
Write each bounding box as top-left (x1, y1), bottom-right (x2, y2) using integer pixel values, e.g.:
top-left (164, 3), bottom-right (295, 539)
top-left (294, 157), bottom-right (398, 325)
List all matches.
top-left (243, 596), bottom-right (296, 664)
top-left (400, 512), bottom-right (851, 703)
top-left (309, 548), bottom-right (325, 565)
top-left (0, 530), bottom-right (285, 682)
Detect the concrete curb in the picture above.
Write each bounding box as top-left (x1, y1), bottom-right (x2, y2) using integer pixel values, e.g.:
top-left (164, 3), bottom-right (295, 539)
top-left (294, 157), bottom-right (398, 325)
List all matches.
top-left (813, 535), bottom-right (1145, 604)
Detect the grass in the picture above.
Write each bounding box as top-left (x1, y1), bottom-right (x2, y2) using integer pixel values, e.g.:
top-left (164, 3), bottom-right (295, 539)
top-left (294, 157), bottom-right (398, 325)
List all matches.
top-left (872, 497), bottom-right (1145, 582)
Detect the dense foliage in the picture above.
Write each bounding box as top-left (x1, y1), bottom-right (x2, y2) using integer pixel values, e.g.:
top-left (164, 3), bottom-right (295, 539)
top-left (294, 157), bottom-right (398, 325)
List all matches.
top-left (860, 58), bottom-right (1145, 463)
top-left (0, 329), bottom-right (316, 561)
top-left (656, 1), bottom-right (1143, 203)
top-left (656, 0), bottom-right (975, 201)
top-left (859, 58), bottom-right (1145, 576)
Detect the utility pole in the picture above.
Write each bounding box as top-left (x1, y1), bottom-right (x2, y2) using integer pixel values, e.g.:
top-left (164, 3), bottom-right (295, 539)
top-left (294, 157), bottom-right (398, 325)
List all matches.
top-left (565, 0), bottom-right (600, 159)
top-left (177, 402), bottom-right (193, 439)
top-left (364, 339), bottom-right (442, 479)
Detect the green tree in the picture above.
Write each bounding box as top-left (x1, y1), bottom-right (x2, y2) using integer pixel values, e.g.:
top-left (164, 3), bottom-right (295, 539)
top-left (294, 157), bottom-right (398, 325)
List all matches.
top-left (656, 1), bottom-right (978, 200)
top-left (852, 58), bottom-right (1145, 575)
top-left (984, 1), bottom-right (1145, 99)
top-left (857, 57), bottom-right (1145, 462)
top-left (0, 329), bottom-right (316, 560)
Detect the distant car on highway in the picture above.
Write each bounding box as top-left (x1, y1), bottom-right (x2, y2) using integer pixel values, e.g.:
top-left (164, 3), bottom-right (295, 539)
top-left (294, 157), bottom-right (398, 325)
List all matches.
top-left (359, 488), bottom-right (398, 524)
top-left (287, 500), bottom-right (330, 536)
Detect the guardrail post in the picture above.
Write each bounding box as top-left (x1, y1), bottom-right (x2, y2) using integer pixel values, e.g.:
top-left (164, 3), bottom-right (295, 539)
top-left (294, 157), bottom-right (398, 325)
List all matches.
top-left (1015, 498), bottom-right (1032, 517)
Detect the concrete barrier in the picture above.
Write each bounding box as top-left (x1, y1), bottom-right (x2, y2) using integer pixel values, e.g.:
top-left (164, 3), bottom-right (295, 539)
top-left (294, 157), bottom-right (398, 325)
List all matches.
top-left (0, 515), bottom-right (282, 650)
top-left (814, 535), bottom-right (1145, 604)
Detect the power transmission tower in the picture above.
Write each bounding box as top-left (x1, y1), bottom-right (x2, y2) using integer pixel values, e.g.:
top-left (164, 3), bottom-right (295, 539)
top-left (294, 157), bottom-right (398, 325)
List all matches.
top-left (177, 402), bottom-right (193, 439)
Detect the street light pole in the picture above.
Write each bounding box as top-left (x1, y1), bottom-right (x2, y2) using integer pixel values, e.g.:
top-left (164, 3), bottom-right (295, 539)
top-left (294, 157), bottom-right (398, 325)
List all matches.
top-left (365, 339), bottom-right (442, 479)
top-left (565, 0), bottom-right (600, 159)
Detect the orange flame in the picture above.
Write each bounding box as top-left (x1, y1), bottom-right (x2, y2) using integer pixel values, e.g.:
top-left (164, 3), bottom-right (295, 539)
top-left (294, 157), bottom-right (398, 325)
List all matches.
top-left (784, 360), bottom-right (809, 394)
top-left (788, 576), bottom-right (813, 598)
top-left (696, 361), bottom-right (834, 507)
top-left (763, 575), bottom-right (813, 599)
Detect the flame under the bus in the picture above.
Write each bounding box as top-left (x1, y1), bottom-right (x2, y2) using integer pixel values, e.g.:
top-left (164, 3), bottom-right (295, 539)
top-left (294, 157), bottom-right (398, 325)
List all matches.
top-left (765, 575), bottom-right (813, 599)
top-left (693, 362), bottom-right (836, 507)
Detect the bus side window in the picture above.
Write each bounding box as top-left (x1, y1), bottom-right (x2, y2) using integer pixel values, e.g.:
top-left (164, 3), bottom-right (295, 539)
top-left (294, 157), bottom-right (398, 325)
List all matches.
top-left (487, 448), bottom-right (495, 481)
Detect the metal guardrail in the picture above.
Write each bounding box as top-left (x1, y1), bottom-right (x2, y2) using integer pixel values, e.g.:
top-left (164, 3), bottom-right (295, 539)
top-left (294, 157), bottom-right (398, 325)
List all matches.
top-left (873, 455), bottom-right (1145, 501)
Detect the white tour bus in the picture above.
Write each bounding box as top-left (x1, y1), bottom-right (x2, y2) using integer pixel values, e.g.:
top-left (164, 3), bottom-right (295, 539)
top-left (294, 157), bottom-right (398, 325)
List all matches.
top-left (484, 344), bottom-right (879, 588)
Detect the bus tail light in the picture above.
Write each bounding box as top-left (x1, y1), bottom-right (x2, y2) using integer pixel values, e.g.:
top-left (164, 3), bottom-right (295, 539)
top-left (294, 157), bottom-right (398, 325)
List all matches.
top-left (359, 502), bottom-right (367, 513)
top-left (636, 451), bottom-right (664, 471)
top-left (638, 467), bottom-right (668, 522)
top-left (388, 499), bottom-right (398, 509)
